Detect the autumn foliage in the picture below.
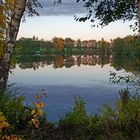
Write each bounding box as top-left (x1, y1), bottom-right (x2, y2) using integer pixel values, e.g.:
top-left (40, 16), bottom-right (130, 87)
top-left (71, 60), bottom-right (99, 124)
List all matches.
top-left (53, 37), bottom-right (64, 51)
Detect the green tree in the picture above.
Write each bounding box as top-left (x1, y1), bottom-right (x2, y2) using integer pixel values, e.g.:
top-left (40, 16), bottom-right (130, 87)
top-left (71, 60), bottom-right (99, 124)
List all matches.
top-left (64, 38), bottom-right (74, 53)
top-left (64, 38), bottom-right (74, 48)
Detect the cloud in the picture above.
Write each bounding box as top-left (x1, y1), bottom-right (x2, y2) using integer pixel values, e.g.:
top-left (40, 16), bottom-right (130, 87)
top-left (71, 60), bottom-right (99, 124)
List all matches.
top-left (36, 0), bottom-right (86, 16)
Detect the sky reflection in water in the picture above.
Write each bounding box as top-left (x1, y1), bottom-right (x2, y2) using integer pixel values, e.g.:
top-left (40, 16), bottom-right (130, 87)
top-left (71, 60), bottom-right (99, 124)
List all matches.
top-left (9, 62), bottom-right (125, 122)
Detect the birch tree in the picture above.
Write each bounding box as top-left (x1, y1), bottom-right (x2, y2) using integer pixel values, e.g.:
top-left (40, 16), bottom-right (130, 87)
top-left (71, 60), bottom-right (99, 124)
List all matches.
top-left (0, 0), bottom-right (62, 91)
top-left (0, 0), bottom-right (42, 91)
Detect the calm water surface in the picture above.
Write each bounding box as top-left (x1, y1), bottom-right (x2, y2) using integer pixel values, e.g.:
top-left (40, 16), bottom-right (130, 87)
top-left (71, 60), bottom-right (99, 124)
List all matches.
top-left (9, 55), bottom-right (128, 121)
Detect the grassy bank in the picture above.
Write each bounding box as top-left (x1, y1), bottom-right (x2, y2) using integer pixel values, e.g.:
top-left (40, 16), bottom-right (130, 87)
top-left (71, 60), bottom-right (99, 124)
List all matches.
top-left (0, 89), bottom-right (140, 140)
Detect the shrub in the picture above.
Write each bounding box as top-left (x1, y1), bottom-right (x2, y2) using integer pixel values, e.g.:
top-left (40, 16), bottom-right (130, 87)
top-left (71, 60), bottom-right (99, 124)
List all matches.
top-left (0, 89), bottom-right (140, 140)
top-left (59, 96), bottom-right (88, 126)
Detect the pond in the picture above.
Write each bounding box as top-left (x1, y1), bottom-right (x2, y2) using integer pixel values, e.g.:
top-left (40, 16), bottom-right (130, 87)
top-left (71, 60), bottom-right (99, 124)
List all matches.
top-left (9, 54), bottom-right (138, 122)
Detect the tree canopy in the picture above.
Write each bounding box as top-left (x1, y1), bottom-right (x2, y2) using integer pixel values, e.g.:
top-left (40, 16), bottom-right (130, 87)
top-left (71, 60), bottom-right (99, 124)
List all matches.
top-left (76, 0), bottom-right (139, 31)
top-left (0, 0), bottom-right (42, 37)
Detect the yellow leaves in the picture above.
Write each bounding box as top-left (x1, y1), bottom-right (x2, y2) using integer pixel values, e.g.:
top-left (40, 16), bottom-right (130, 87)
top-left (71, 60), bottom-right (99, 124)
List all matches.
top-left (0, 112), bottom-right (10, 130)
top-left (40, 102), bottom-right (45, 108)
top-left (1, 135), bottom-right (23, 140)
top-left (0, 40), bottom-right (4, 59)
top-left (5, 0), bottom-right (15, 10)
top-left (34, 102), bottom-right (41, 109)
top-left (0, 4), bottom-right (6, 41)
top-left (0, 14), bottom-right (6, 29)
top-left (29, 94), bottom-right (46, 128)
top-left (37, 109), bottom-right (43, 116)
top-left (29, 108), bottom-right (41, 128)
top-left (31, 109), bottom-right (43, 117)
top-left (30, 108), bottom-right (42, 128)
top-left (0, 121), bottom-right (10, 129)
top-left (36, 95), bottom-right (41, 99)
top-left (34, 102), bottom-right (45, 109)
top-left (0, 0), bottom-right (16, 40)
top-left (31, 109), bottom-right (36, 115)
top-left (0, 112), bottom-right (23, 139)
top-left (53, 37), bottom-right (64, 51)
top-left (30, 118), bottom-right (40, 128)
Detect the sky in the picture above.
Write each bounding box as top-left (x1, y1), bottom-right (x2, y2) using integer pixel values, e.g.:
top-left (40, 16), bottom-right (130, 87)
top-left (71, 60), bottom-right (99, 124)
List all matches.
top-left (18, 0), bottom-right (134, 41)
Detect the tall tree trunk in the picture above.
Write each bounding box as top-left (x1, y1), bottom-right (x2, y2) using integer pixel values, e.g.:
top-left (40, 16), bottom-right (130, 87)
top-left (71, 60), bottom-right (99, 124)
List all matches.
top-left (137, 0), bottom-right (140, 33)
top-left (0, 0), bottom-right (26, 92)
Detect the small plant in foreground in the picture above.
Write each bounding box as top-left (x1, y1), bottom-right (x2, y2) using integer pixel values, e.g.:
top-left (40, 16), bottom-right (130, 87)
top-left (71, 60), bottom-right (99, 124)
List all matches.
top-left (29, 94), bottom-right (45, 128)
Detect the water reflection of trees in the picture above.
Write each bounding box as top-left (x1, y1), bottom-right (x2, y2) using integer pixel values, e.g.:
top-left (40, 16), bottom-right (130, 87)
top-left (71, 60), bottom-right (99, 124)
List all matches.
top-left (12, 54), bottom-right (113, 70)
top-left (10, 53), bottom-right (139, 73)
